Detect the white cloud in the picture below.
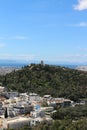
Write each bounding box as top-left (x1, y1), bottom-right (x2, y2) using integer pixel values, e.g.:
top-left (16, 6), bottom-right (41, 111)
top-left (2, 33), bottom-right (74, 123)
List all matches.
top-left (74, 0), bottom-right (87, 10)
top-left (15, 54), bottom-right (35, 60)
top-left (68, 22), bottom-right (87, 27)
top-left (78, 22), bottom-right (87, 26)
top-left (0, 36), bottom-right (28, 40)
top-left (0, 53), bottom-right (87, 63)
top-left (12, 36), bottom-right (28, 40)
top-left (0, 43), bottom-right (5, 48)
top-left (0, 54), bottom-right (35, 60)
top-left (0, 54), bottom-right (12, 59)
top-left (78, 47), bottom-right (87, 51)
top-left (45, 54), bottom-right (87, 63)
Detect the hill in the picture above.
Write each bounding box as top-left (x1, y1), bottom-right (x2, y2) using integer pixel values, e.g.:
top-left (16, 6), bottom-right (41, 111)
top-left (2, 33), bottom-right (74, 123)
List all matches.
top-left (0, 64), bottom-right (87, 101)
top-left (76, 66), bottom-right (87, 71)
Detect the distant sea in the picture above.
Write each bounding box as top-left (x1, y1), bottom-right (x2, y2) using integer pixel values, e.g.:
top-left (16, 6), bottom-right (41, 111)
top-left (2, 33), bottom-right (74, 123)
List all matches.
top-left (0, 63), bottom-right (28, 68)
top-left (59, 65), bottom-right (77, 69)
top-left (0, 62), bottom-right (77, 69)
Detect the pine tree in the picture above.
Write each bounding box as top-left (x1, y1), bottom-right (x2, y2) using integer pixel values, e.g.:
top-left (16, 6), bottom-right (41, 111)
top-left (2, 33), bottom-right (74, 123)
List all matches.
top-left (4, 107), bottom-right (8, 118)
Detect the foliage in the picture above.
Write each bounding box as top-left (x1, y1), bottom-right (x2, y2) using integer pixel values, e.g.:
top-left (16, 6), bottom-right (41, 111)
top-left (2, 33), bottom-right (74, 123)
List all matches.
top-left (0, 64), bottom-right (87, 100)
top-left (41, 101), bottom-right (48, 107)
top-left (52, 105), bottom-right (87, 120)
top-left (28, 119), bottom-right (87, 130)
top-left (4, 107), bottom-right (8, 118)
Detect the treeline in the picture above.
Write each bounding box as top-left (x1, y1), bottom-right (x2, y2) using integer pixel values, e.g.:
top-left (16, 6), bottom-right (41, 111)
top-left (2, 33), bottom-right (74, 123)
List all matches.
top-left (52, 104), bottom-right (87, 120)
top-left (0, 64), bottom-right (87, 100)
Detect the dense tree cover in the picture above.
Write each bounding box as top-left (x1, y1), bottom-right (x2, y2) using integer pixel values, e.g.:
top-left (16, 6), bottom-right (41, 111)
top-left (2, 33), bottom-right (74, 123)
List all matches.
top-left (52, 104), bottom-right (87, 120)
top-left (0, 64), bottom-right (87, 100)
top-left (32, 119), bottom-right (87, 130)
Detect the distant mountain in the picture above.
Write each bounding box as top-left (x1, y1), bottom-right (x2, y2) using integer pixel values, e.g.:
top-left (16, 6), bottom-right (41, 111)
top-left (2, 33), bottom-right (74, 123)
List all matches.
top-left (76, 66), bottom-right (87, 71)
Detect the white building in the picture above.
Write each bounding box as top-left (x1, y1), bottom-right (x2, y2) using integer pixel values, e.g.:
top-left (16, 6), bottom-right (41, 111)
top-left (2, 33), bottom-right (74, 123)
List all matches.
top-left (19, 93), bottom-right (29, 101)
top-left (6, 117), bottom-right (31, 130)
top-left (30, 117), bottom-right (43, 126)
top-left (6, 92), bottom-right (19, 99)
top-left (30, 109), bottom-right (45, 118)
top-left (29, 93), bottom-right (41, 101)
top-left (0, 86), bottom-right (5, 93)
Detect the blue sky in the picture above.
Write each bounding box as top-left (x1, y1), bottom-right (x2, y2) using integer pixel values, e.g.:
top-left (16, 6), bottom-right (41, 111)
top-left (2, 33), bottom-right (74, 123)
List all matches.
top-left (0, 0), bottom-right (87, 63)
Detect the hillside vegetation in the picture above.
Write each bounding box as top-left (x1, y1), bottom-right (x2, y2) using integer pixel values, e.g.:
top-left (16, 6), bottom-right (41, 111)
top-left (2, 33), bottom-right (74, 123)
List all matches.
top-left (0, 64), bottom-right (87, 101)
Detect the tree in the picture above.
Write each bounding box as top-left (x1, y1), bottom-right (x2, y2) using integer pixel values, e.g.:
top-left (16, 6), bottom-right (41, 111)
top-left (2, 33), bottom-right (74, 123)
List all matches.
top-left (4, 107), bottom-right (8, 118)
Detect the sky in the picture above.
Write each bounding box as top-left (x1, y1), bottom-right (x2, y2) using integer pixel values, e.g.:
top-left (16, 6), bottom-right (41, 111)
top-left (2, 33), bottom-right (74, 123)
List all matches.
top-left (0, 0), bottom-right (87, 63)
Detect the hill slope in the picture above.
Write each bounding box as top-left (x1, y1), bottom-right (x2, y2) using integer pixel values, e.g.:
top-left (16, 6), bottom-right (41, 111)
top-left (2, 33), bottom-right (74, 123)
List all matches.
top-left (0, 64), bottom-right (87, 101)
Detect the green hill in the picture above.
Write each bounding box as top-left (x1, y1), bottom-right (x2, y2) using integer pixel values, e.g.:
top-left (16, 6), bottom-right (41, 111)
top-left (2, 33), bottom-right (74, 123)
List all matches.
top-left (0, 64), bottom-right (87, 101)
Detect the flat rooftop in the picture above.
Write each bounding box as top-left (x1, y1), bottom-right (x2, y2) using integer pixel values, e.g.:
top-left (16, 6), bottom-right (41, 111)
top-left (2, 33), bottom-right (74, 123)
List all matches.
top-left (7, 116), bottom-right (31, 123)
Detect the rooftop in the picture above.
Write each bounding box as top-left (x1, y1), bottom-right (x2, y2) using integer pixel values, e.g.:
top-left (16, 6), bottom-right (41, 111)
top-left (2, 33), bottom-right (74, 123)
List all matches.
top-left (7, 116), bottom-right (31, 123)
